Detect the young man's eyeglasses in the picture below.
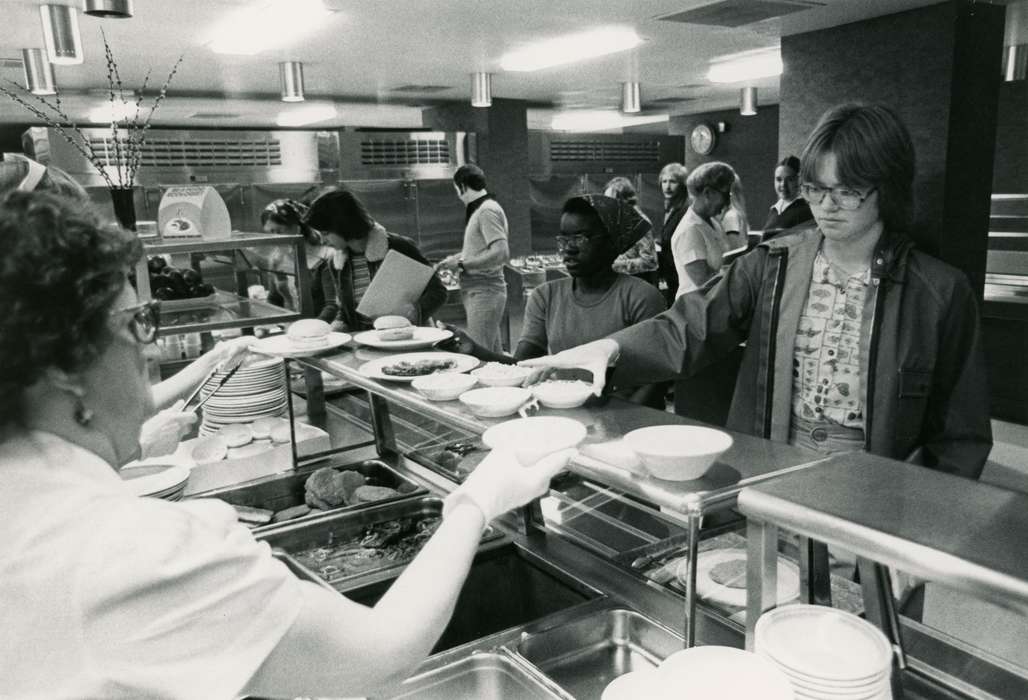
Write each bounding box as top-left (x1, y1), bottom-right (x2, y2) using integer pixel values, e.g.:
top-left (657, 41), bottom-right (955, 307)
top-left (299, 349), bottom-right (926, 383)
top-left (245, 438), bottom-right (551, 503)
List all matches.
top-left (800, 183), bottom-right (876, 211)
top-left (110, 300), bottom-right (161, 344)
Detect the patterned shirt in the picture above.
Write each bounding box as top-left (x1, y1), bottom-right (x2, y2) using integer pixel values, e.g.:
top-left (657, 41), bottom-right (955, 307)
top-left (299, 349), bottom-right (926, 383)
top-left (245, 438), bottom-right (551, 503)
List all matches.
top-left (791, 249), bottom-right (871, 429)
top-left (350, 252), bottom-right (372, 305)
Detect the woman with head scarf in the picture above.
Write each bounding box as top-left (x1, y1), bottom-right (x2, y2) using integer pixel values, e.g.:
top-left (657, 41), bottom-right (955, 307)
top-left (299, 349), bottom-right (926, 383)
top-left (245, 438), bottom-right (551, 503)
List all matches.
top-left (440, 194), bottom-right (667, 407)
top-left (259, 198), bottom-right (338, 322)
top-left (0, 188), bottom-right (573, 699)
top-left (603, 176), bottom-right (659, 286)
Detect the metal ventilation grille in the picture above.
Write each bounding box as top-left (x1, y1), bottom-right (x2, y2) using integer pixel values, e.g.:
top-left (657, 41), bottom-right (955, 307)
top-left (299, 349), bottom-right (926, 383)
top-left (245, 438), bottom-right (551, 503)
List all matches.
top-left (360, 138), bottom-right (451, 165)
top-left (550, 139), bottom-right (662, 162)
top-left (87, 136), bottom-right (283, 168)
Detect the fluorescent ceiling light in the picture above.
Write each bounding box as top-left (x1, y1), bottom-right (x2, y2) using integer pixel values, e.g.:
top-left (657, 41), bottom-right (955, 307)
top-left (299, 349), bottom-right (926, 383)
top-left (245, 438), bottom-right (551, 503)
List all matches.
top-left (88, 100), bottom-right (144, 124)
top-left (209, 0), bottom-right (332, 55)
top-left (707, 48), bottom-right (782, 83)
top-left (501, 27), bottom-right (642, 72)
top-left (276, 103), bottom-right (337, 127)
top-left (550, 110), bottom-right (668, 133)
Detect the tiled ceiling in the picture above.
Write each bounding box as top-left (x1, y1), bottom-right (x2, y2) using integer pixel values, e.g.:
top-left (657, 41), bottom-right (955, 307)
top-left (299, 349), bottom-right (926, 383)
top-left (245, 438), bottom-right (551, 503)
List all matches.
top-left (0, 0), bottom-right (951, 129)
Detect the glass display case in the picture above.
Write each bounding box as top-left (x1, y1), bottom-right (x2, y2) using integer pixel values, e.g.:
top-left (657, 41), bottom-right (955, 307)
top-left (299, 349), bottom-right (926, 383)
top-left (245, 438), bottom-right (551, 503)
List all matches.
top-left (135, 232), bottom-right (312, 373)
top-left (271, 345), bottom-right (1028, 699)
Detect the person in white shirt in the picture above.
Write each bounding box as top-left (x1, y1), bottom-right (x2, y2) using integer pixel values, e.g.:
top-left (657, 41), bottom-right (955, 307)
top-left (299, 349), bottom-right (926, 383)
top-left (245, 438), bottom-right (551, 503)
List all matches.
top-left (670, 162), bottom-right (737, 297)
top-left (0, 190), bottom-right (571, 699)
top-left (762, 155), bottom-right (814, 239)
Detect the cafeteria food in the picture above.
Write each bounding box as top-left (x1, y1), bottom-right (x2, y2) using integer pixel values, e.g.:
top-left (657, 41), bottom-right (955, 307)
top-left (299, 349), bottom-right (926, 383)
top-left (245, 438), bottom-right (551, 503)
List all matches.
top-left (708, 558), bottom-right (747, 589)
top-left (382, 358), bottom-right (456, 377)
top-left (292, 514), bottom-right (442, 583)
top-left (220, 424), bottom-right (254, 448)
top-left (251, 416), bottom-right (286, 440)
top-left (353, 485), bottom-right (400, 503)
top-left (373, 315), bottom-right (412, 331)
top-left (147, 256), bottom-right (215, 301)
top-left (271, 504), bottom-right (312, 523)
top-left (269, 422), bottom-right (293, 444)
top-left (378, 326), bottom-right (415, 342)
top-left (191, 435), bottom-right (228, 463)
top-left (287, 318), bottom-right (333, 350)
top-left (304, 467), bottom-right (366, 509)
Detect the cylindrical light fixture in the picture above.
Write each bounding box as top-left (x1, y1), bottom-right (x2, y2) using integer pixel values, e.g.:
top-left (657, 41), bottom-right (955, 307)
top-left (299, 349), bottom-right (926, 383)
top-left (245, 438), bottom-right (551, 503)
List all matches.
top-left (740, 86), bottom-right (758, 116)
top-left (22, 48), bottom-right (56, 96)
top-left (84, 0), bottom-right (134, 19)
top-left (39, 4), bottom-right (83, 65)
top-left (621, 81), bottom-right (641, 113)
top-left (470, 72), bottom-right (491, 107)
top-left (1003, 44), bottom-right (1027, 82)
top-left (279, 61), bottom-right (305, 102)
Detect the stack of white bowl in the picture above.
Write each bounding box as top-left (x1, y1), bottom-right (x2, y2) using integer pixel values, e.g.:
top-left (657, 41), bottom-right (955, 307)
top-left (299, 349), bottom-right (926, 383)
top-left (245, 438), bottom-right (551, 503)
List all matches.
top-left (755, 604), bottom-right (894, 699)
top-left (199, 356), bottom-right (287, 437)
top-left (602, 645), bottom-right (794, 700)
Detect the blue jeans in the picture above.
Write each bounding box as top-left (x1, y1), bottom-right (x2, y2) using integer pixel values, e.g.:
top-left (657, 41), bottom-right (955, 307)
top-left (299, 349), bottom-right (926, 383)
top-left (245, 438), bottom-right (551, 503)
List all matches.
top-left (789, 415), bottom-right (866, 455)
top-left (461, 283), bottom-right (507, 353)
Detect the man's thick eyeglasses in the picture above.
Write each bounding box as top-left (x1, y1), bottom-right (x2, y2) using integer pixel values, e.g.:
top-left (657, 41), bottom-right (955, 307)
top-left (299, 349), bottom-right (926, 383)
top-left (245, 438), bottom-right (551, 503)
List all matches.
top-left (800, 183), bottom-right (876, 211)
top-left (555, 233), bottom-right (599, 250)
top-left (110, 300), bottom-right (160, 344)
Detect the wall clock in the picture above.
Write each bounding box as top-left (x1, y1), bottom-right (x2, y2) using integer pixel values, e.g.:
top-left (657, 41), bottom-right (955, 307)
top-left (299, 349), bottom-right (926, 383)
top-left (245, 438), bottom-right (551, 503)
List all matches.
top-left (690, 122), bottom-right (717, 155)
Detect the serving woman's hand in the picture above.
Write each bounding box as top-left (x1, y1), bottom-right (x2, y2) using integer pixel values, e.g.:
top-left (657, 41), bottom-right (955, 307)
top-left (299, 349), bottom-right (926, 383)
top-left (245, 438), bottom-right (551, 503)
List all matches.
top-left (444, 447), bottom-right (576, 523)
top-left (139, 400), bottom-right (197, 459)
top-left (518, 338), bottom-right (621, 397)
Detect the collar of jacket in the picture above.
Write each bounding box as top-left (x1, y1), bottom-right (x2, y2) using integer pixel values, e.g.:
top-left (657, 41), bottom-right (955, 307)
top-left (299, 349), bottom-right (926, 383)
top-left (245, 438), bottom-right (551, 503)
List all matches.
top-left (465, 193), bottom-right (494, 224)
top-left (332, 223), bottom-right (389, 268)
top-left (759, 227), bottom-right (914, 283)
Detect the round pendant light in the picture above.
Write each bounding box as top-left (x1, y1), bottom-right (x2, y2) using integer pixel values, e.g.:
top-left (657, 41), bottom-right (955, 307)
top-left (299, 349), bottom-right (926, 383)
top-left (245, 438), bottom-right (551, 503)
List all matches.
top-left (39, 4), bottom-right (83, 65)
top-left (471, 72), bottom-right (491, 107)
top-left (84, 0), bottom-right (134, 19)
top-left (279, 61), bottom-right (305, 102)
top-left (22, 48), bottom-right (56, 96)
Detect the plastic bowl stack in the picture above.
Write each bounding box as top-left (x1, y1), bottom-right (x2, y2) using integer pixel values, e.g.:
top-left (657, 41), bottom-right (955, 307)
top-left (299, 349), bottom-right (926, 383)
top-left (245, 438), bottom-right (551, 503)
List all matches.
top-left (755, 605), bottom-right (894, 699)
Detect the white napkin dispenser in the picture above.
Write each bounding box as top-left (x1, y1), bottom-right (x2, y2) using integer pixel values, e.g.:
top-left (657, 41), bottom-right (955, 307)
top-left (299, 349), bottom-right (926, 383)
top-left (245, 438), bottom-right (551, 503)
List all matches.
top-left (157, 185), bottom-right (231, 239)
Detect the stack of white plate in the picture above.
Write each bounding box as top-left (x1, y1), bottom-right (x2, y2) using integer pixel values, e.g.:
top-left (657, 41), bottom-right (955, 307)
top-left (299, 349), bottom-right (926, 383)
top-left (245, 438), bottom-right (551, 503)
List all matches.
top-left (755, 605), bottom-right (894, 699)
top-left (120, 464), bottom-right (190, 501)
top-left (199, 356), bottom-right (287, 437)
top-left (656, 645), bottom-right (794, 699)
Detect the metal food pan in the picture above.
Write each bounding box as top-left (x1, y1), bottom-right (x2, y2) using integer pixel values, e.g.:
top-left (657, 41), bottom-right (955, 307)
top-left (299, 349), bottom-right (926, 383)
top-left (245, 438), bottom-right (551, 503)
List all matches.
top-left (203, 458), bottom-right (425, 532)
top-left (516, 608), bottom-right (683, 699)
top-left (387, 651), bottom-right (567, 700)
top-left (257, 496), bottom-right (501, 590)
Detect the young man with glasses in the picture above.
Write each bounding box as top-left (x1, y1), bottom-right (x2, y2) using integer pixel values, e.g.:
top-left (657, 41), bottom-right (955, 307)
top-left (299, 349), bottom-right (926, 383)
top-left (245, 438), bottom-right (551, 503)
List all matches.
top-left (524, 103), bottom-right (991, 480)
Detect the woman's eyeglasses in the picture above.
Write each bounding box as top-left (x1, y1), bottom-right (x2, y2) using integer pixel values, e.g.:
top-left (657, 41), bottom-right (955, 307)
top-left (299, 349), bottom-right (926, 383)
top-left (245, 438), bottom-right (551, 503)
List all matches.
top-left (110, 300), bottom-right (161, 344)
top-left (800, 183), bottom-right (876, 211)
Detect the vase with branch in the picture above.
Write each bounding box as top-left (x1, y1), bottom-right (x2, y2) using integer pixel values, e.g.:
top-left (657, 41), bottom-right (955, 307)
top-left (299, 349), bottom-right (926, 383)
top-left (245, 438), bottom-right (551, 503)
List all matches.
top-left (0, 29), bottom-right (183, 231)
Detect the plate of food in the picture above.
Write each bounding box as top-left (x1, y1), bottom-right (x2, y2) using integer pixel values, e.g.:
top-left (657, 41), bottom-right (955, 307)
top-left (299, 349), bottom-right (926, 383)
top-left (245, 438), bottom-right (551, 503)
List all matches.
top-left (352, 327), bottom-right (453, 351)
top-left (684, 549), bottom-right (800, 608)
top-left (358, 351), bottom-right (479, 382)
top-left (252, 319), bottom-right (351, 358)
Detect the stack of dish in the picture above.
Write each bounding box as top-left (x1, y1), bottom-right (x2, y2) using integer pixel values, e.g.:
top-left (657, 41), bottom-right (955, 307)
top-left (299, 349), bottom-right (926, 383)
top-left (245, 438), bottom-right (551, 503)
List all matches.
top-left (652, 645), bottom-right (794, 699)
top-left (755, 605), bottom-right (894, 699)
top-left (119, 464), bottom-right (190, 501)
top-left (199, 356), bottom-right (287, 437)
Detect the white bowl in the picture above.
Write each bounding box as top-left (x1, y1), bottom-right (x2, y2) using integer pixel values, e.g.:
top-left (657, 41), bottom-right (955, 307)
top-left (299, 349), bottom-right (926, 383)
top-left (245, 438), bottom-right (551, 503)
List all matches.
top-left (459, 386), bottom-right (532, 418)
top-left (623, 425), bottom-right (732, 480)
top-left (482, 416), bottom-right (587, 465)
top-left (470, 362), bottom-right (533, 387)
top-left (411, 372), bottom-right (478, 401)
top-left (532, 380), bottom-right (593, 409)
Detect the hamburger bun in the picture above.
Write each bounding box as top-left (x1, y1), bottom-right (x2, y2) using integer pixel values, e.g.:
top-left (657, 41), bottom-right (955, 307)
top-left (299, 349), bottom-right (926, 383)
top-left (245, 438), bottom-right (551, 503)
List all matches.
top-left (191, 436), bottom-right (228, 464)
top-left (287, 319), bottom-right (331, 349)
top-left (373, 315), bottom-right (412, 331)
top-left (220, 423), bottom-right (254, 448)
top-left (251, 416), bottom-right (287, 440)
top-left (379, 326), bottom-right (415, 342)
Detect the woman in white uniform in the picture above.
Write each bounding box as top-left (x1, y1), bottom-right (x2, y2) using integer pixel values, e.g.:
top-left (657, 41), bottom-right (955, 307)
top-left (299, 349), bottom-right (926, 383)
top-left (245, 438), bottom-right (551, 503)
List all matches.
top-left (0, 189), bottom-right (571, 699)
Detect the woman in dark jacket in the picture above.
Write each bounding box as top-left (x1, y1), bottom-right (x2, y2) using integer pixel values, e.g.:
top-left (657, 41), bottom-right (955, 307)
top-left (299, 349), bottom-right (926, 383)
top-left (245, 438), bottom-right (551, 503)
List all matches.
top-left (762, 155), bottom-right (814, 239)
top-left (657, 162), bottom-right (689, 304)
top-left (304, 187), bottom-right (447, 332)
